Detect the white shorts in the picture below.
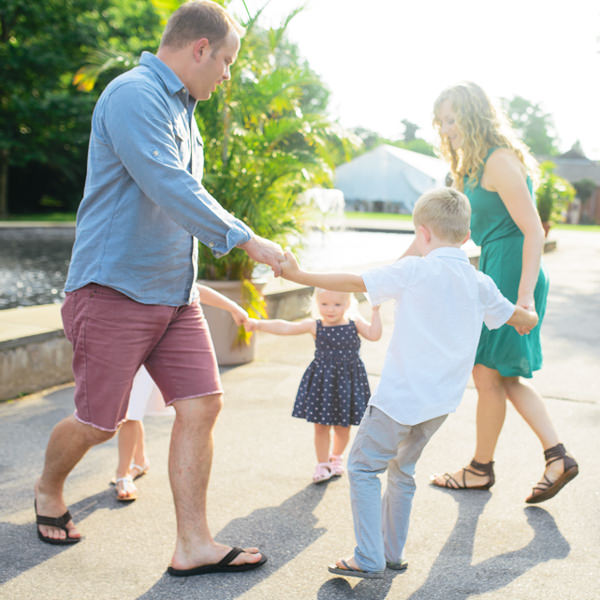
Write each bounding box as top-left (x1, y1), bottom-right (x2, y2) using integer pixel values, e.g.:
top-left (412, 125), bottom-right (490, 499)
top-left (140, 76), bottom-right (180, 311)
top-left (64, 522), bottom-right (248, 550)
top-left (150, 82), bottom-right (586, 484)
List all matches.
top-left (126, 365), bottom-right (175, 421)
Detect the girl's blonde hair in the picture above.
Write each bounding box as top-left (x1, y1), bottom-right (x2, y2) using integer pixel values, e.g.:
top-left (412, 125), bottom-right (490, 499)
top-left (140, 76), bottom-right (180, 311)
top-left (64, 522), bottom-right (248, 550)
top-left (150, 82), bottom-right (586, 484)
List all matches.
top-left (433, 81), bottom-right (537, 191)
top-left (311, 288), bottom-right (358, 320)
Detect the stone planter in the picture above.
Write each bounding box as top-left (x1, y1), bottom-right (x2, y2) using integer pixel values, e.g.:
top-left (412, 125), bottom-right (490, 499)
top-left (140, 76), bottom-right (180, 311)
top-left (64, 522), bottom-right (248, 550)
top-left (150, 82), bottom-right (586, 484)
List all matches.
top-left (199, 279), bottom-right (266, 366)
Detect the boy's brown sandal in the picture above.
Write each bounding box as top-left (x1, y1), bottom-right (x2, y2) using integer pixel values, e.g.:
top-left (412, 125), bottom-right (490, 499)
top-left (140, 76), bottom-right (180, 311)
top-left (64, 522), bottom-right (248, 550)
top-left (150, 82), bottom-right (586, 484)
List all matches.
top-left (525, 443), bottom-right (578, 504)
top-left (431, 459), bottom-right (495, 490)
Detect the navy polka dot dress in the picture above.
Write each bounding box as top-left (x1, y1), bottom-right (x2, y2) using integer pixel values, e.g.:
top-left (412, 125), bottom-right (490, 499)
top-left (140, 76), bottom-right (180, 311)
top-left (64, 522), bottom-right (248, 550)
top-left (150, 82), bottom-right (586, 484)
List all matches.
top-left (292, 320), bottom-right (371, 426)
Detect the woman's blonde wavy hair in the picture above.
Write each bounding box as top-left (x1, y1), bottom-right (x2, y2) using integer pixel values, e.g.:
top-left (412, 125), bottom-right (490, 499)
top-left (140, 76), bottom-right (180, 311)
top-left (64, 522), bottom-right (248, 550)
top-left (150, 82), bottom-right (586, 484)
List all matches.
top-left (433, 82), bottom-right (537, 191)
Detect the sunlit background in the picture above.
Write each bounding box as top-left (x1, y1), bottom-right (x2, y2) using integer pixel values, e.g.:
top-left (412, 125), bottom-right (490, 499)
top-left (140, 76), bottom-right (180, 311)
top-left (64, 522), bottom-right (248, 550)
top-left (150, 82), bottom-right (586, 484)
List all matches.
top-left (230, 0), bottom-right (600, 158)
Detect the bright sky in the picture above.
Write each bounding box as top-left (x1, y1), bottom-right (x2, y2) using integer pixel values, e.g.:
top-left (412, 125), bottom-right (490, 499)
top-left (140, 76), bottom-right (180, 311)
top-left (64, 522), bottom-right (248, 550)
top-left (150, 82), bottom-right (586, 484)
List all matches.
top-left (230, 0), bottom-right (600, 159)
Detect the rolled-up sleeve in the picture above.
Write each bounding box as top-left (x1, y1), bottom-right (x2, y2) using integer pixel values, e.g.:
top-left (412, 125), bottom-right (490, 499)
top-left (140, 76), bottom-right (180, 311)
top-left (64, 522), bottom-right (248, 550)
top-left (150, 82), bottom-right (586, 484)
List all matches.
top-left (102, 82), bottom-right (252, 256)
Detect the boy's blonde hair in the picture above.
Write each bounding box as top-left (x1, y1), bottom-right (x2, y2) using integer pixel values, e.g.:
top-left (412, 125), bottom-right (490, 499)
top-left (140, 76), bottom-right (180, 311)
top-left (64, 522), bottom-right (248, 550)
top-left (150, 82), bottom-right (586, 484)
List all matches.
top-left (160, 0), bottom-right (244, 50)
top-left (412, 187), bottom-right (471, 243)
top-left (432, 81), bottom-right (537, 191)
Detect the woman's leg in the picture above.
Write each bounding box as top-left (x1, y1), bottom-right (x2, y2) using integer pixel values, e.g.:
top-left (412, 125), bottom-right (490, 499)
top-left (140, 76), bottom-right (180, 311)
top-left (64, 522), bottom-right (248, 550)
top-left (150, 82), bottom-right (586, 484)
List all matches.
top-left (472, 365), bottom-right (507, 463)
top-left (503, 376), bottom-right (574, 493)
top-left (503, 377), bottom-right (559, 449)
top-left (431, 364), bottom-right (505, 488)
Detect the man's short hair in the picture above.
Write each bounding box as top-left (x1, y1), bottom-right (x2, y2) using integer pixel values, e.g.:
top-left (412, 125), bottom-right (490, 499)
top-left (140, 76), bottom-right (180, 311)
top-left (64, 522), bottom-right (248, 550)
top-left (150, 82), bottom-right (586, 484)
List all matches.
top-left (160, 0), bottom-right (244, 50)
top-left (412, 188), bottom-right (471, 243)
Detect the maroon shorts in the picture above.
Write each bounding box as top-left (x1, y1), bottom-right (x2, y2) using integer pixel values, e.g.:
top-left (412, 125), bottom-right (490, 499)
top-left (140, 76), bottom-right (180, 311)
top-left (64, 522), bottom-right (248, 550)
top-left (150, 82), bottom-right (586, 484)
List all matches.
top-left (61, 284), bottom-right (222, 431)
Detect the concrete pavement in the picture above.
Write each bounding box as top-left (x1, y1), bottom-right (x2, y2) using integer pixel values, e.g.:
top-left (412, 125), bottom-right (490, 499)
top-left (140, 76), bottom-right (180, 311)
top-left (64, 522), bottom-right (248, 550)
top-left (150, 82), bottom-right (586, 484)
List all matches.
top-left (0, 228), bottom-right (598, 600)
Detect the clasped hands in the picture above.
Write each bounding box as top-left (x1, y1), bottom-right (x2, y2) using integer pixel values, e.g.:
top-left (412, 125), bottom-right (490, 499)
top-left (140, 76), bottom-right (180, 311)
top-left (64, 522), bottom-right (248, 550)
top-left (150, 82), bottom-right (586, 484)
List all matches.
top-left (239, 236), bottom-right (301, 279)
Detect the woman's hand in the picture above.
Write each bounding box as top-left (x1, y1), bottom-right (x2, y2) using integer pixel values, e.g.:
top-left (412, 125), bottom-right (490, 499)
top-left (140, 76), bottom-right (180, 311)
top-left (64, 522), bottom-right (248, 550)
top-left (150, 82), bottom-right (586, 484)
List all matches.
top-left (229, 304), bottom-right (249, 326)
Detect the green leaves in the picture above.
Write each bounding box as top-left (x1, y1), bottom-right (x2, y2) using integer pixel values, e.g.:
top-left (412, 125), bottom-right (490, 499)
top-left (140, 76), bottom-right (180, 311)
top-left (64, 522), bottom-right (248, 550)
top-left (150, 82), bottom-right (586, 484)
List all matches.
top-left (196, 4), bottom-right (352, 282)
top-left (536, 161), bottom-right (575, 224)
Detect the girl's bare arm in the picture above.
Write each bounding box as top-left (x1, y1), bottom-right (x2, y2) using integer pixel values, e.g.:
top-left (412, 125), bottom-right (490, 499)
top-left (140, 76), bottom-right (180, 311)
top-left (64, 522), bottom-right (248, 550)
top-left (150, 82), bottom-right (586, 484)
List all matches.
top-left (245, 318), bottom-right (316, 336)
top-left (354, 306), bottom-right (382, 341)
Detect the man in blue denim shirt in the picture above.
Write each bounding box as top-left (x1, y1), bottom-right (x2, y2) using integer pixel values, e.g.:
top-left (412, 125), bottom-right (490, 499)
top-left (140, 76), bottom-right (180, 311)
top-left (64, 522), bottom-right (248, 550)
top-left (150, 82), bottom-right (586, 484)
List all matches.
top-left (34, 1), bottom-right (276, 575)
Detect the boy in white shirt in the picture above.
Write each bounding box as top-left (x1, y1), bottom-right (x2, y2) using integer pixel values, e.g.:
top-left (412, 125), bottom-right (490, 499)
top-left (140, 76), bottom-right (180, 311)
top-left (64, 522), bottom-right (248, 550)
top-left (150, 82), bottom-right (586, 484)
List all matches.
top-left (279, 187), bottom-right (538, 579)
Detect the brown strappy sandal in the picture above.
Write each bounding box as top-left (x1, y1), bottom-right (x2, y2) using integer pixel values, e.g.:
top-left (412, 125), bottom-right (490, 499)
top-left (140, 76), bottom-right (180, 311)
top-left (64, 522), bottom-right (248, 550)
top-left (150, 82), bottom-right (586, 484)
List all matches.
top-left (431, 459), bottom-right (495, 490)
top-left (525, 443), bottom-right (578, 504)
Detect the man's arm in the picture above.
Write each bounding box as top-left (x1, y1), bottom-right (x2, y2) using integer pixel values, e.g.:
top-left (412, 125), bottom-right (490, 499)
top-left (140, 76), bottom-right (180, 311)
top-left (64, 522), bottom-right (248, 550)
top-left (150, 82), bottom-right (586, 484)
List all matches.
top-left (280, 251), bottom-right (366, 292)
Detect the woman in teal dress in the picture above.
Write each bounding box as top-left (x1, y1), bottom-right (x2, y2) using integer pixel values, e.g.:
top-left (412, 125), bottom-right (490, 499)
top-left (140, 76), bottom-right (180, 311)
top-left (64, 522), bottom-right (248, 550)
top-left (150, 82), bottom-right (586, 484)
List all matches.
top-left (428, 82), bottom-right (578, 503)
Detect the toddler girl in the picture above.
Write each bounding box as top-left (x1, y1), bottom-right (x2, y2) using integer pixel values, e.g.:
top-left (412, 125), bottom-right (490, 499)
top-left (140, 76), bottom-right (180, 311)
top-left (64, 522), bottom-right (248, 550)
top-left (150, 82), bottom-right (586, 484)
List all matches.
top-left (245, 289), bottom-right (382, 483)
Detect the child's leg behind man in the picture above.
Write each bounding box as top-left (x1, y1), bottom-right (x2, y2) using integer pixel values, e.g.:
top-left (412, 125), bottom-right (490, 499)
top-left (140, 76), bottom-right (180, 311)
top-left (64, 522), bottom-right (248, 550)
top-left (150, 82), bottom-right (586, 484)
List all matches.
top-left (345, 407), bottom-right (446, 573)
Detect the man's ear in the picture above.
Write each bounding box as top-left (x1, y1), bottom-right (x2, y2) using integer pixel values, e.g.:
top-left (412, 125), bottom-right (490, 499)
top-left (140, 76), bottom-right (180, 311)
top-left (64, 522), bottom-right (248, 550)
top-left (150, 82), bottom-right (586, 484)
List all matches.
top-left (192, 38), bottom-right (210, 61)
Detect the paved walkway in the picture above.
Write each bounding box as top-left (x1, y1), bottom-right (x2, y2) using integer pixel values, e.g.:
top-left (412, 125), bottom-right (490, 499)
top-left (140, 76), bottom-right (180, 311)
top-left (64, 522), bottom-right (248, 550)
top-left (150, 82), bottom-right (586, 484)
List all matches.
top-left (0, 228), bottom-right (598, 599)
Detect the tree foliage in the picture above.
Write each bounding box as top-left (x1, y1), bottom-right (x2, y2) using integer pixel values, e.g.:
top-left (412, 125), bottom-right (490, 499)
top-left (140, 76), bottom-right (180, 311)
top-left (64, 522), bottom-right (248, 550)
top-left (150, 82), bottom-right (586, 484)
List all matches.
top-left (502, 96), bottom-right (559, 156)
top-left (0, 0), bottom-right (162, 217)
top-left (572, 178), bottom-right (596, 205)
top-left (536, 161), bottom-right (575, 224)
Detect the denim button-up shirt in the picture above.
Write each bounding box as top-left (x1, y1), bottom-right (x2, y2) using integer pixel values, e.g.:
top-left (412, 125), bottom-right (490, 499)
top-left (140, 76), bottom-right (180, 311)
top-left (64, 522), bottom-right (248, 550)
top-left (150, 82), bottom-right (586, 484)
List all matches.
top-left (65, 52), bottom-right (252, 306)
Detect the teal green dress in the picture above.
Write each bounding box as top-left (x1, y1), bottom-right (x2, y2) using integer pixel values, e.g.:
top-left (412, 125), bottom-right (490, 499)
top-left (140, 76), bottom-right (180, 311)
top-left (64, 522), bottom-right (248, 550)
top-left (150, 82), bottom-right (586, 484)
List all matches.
top-left (465, 148), bottom-right (549, 378)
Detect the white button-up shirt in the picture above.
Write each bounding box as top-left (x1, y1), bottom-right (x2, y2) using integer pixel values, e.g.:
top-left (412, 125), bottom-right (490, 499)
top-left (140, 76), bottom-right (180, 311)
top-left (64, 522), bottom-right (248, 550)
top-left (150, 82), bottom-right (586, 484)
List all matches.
top-left (362, 247), bottom-right (514, 425)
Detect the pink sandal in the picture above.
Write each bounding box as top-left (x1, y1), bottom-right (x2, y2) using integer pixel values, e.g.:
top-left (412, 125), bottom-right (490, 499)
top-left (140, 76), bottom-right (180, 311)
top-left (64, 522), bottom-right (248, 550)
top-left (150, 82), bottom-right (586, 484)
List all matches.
top-left (329, 454), bottom-right (345, 477)
top-left (313, 462), bottom-right (333, 484)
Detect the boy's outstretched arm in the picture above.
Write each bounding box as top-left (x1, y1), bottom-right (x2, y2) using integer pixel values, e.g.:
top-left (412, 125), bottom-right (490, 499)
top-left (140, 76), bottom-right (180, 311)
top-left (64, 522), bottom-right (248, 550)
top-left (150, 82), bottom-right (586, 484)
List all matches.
top-left (506, 305), bottom-right (538, 335)
top-left (280, 251), bottom-right (366, 293)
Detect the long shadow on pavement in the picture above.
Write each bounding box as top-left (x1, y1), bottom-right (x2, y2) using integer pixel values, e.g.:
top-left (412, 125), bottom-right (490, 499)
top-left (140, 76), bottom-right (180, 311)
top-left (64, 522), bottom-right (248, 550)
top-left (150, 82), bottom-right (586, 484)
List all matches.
top-left (407, 490), bottom-right (570, 599)
top-left (137, 482), bottom-right (328, 600)
top-left (0, 489), bottom-right (135, 585)
top-left (317, 571), bottom-right (400, 599)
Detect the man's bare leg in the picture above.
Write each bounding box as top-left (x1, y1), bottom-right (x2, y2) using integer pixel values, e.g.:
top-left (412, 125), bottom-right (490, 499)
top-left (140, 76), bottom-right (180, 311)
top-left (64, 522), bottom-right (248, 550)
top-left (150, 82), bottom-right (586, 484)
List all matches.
top-left (35, 415), bottom-right (114, 541)
top-left (168, 395), bottom-right (262, 569)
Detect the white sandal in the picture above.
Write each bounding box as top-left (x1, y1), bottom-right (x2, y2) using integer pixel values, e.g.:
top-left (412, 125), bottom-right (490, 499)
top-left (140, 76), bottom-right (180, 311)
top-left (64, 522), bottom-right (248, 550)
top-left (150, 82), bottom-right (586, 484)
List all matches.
top-left (329, 454), bottom-right (345, 477)
top-left (129, 462), bottom-right (150, 480)
top-left (115, 475), bottom-right (138, 502)
top-left (313, 462), bottom-right (333, 484)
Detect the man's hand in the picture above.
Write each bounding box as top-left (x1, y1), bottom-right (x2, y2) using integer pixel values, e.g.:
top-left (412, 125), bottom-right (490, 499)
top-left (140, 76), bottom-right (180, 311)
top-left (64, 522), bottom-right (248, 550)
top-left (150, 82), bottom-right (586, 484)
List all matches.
top-left (239, 236), bottom-right (285, 277)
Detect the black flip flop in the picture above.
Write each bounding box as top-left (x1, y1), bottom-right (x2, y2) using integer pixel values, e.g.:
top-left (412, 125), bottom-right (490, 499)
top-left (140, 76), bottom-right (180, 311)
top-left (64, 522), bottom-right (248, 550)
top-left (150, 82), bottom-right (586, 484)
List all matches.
top-left (35, 501), bottom-right (81, 545)
top-left (328, 559), bottom-right (384, 579)
top-left (167, 547), bottom-right (267, 577)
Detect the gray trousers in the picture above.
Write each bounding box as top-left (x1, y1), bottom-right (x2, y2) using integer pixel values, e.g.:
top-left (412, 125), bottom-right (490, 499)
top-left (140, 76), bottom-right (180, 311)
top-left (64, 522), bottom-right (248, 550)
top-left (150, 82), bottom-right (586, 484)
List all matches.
top-left (348, 406), bottom-right (447, 572)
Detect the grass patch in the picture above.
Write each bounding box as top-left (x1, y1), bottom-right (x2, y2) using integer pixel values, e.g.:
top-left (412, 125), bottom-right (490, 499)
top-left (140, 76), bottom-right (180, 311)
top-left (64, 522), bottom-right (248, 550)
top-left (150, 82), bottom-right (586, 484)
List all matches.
top-left (2, 213), bottom-right (76, 222)
top-left (345, 211), bottom-right (412, 221)
top-left (553, 223), bottom-right (600, 232)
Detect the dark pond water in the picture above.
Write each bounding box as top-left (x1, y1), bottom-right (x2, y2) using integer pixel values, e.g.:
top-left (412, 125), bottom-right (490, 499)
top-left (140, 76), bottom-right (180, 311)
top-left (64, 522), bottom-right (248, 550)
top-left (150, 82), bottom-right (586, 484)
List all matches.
top-left (0, 227), bottom-right (74, 309)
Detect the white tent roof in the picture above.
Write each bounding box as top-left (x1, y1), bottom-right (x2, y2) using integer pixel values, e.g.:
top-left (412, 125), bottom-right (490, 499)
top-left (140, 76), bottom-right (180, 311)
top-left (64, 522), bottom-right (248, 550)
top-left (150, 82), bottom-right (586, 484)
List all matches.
top-left (335, 144), bottom-right (449, 211)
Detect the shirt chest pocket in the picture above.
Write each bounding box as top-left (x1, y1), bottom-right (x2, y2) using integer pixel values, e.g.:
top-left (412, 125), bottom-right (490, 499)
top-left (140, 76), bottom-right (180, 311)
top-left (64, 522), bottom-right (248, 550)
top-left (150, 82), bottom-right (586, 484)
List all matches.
top-left (173, 121), bottom-right (192, 171)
